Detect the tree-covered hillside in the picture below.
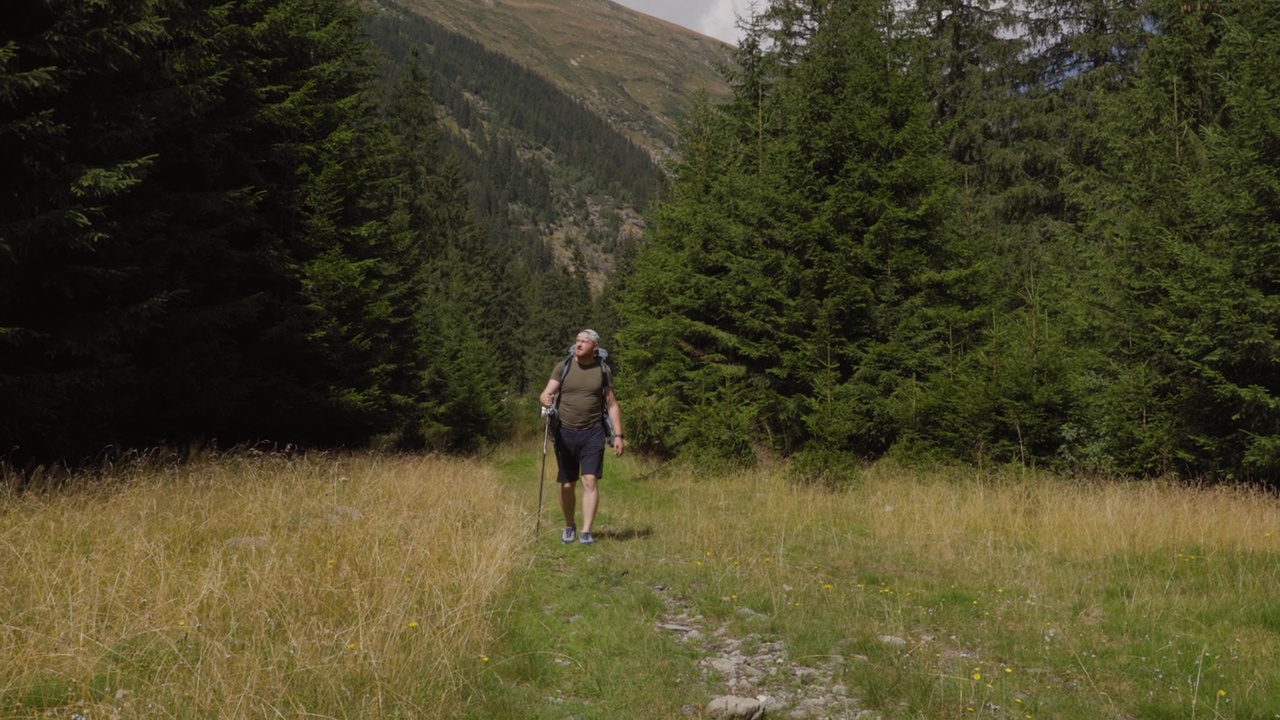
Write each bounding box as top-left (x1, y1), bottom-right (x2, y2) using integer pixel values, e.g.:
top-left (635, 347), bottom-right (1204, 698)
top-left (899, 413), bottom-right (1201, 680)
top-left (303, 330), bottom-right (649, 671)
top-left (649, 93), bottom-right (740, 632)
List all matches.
top-left (616, 0), bottom-right (1280, 485)
top-left (0, 0), bottom-right (654, 468)
top-left (362, 1), bottom-right (663, 291)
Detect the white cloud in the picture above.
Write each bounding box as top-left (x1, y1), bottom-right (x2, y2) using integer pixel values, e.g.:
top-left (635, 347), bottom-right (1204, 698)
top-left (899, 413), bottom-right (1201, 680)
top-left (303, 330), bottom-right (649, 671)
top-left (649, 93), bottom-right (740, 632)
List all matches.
top-left (697, 0), bottom-right (751, 44)
top-left (613, 0), bottom-right (756, 45)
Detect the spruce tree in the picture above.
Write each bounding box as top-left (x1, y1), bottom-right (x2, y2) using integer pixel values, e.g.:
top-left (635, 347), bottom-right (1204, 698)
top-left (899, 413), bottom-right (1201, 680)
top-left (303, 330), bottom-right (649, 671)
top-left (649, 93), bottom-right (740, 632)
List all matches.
top-left (1, 0), bottom-right (434, 462)
top-left (892, 0), bottom-right (1151, 469)
top-left (617, 0), bottom-right (955, 465)
top-left (1, 0), bottom-right (195, 459)
top-left (1080, 0), bottom-right (1280, 481)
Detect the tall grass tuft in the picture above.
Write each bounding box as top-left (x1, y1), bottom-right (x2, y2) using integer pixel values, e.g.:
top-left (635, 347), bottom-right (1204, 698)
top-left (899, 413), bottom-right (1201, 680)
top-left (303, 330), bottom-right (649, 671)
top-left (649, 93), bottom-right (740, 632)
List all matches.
top-left (0, 451), bottom-right (526, 718)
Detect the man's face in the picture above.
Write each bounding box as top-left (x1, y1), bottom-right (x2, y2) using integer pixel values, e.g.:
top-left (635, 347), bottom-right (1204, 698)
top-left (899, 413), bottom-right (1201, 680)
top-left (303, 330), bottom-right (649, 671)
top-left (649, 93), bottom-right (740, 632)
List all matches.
top-left (574, 334), bottom-right (597, 360)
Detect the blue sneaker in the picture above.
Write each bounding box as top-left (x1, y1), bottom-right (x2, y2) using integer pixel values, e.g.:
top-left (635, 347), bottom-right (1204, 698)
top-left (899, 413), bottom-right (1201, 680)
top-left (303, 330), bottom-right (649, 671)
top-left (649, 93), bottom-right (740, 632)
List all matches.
top-left (579, 531), bottom-right (594, 545)
top-left (561, 526), bottom-right (576, 544)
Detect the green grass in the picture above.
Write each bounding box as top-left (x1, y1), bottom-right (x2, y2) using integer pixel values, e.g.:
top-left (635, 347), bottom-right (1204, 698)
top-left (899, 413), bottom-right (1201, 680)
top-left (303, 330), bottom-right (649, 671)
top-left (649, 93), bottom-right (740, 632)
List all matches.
top-left (3, 448), bottom-right (1278, 718)
top-left (484, 451), bottom-right (1280, 719)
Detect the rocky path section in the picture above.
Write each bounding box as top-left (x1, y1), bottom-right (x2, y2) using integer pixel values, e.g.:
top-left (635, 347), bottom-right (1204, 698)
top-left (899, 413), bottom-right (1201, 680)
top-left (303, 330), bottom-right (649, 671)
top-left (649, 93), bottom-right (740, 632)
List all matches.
top-left (651, 584), bottom-right (879, 719)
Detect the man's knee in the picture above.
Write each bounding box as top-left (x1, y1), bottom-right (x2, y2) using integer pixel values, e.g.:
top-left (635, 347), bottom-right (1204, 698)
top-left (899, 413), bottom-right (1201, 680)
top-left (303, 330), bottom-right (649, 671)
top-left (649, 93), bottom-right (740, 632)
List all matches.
top-left (581, 474), bottom-right (598, 489)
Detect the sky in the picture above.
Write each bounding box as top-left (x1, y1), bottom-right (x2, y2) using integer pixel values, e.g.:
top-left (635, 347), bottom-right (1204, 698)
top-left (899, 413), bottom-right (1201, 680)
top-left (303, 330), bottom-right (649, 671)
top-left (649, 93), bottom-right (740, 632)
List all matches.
top-left (612, 0), bottom-right (755, 45)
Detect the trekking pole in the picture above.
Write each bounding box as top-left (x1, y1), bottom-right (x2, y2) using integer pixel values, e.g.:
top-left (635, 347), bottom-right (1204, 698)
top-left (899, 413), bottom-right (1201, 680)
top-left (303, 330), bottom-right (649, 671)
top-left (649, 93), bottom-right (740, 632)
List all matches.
top-left (537, 406), bottom-right (552, 533)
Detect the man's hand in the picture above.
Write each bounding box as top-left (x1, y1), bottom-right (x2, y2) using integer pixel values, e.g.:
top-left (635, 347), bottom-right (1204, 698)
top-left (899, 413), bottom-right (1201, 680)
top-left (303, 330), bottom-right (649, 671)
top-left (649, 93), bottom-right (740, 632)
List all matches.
top-left (611, 435), bottom-right (624, 458)
top-left (539, 378), bottom-right (561, 409)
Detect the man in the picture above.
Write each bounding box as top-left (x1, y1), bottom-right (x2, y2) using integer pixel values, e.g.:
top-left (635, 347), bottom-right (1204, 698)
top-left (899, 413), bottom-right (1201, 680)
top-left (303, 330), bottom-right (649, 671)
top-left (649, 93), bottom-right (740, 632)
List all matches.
top-left (538, 329), bottom-right (624, 545)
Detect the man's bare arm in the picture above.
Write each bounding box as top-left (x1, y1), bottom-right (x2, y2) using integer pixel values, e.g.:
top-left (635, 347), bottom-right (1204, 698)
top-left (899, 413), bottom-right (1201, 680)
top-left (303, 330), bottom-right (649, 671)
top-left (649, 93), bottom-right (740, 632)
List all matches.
top-left (539, 378), bottom-right (561, 407)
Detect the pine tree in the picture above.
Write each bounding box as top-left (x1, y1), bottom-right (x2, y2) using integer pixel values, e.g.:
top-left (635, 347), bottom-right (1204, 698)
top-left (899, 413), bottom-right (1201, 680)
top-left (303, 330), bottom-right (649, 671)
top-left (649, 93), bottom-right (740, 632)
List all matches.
top-left (1, 0), bottom-right (434, 462)
top-left (1079, 0), bottom-right (1280, 481)
top-left (892, 0), bottom-right (1151, 469)
top-left (617, 0), bottom-right (955, 464)
top-left (0, 0), bottom-right (190, 459)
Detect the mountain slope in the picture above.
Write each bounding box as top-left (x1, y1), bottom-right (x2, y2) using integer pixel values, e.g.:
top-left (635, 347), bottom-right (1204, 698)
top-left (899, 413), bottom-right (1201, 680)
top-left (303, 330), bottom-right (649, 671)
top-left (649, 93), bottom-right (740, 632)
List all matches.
top-left (363, 3), bottom-right (668, 293)
top-left (394, 0), bottom-right (733, 160)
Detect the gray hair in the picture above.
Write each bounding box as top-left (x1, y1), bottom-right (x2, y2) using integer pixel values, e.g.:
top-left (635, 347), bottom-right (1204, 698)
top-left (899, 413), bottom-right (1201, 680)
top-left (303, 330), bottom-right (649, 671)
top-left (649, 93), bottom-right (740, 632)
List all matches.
top-left (578, 329), bottom-right (600, 344)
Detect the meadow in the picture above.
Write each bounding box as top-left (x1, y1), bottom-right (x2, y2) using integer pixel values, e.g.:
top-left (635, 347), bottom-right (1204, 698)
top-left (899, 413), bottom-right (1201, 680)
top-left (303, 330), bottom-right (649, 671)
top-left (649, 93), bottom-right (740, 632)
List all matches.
top-left (3, 447), bottom-right (1278, 718)
top-left (0, 451), bottom-right (524, 718)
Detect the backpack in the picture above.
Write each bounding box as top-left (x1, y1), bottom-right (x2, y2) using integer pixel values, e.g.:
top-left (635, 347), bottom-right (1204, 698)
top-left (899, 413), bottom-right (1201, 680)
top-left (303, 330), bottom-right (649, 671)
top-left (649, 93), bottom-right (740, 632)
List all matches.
top-left (550, 345), bottom-right (616, 442)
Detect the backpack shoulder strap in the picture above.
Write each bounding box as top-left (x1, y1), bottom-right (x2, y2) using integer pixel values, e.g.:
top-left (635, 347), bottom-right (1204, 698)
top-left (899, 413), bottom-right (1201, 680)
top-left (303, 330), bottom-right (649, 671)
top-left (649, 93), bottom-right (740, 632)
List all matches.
top-left (599, 360), bottom-right (612, 396)
top-left (557, 348), bottom-right (575, 384)
top-left (595, 347), bottom-right (611, 391)
top-left (553, 349), bottom-right (574, 412)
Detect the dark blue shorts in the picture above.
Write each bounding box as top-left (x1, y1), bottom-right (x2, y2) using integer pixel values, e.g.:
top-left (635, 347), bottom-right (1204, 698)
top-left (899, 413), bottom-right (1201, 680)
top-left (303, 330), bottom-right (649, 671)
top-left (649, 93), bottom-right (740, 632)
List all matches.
top-left (554, 423), bottom-right (605, 484)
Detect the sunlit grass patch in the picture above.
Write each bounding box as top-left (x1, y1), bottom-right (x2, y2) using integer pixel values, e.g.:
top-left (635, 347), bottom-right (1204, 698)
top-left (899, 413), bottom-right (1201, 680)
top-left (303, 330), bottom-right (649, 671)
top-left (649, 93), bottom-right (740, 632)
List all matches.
top-left (596, 459), bottom-right (1280, 718)
top-left (0, 451), bottom-right (526, 719)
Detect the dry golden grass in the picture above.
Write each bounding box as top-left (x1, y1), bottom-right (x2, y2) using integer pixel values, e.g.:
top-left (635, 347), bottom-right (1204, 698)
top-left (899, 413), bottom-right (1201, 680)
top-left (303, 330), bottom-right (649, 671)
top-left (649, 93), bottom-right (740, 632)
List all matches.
top-left (656, 461), bottom-right (1280, 571)
top-left (858, 466), bottom-right (1279, 558)
top-left (0, 452), bottom-right (527, 718)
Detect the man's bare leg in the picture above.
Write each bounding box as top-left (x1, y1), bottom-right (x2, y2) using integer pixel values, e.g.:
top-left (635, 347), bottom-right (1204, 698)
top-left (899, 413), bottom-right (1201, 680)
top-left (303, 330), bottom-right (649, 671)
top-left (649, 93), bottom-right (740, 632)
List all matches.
top-left (560, 482), bottom-right (577, 529)
top-left (580, 474), bottom-right (599, 534)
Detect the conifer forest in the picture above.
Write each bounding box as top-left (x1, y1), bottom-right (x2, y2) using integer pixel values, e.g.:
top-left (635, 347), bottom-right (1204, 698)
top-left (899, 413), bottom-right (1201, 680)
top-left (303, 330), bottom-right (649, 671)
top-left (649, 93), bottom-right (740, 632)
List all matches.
top-left (3, 0), bottom-right (1279, 485)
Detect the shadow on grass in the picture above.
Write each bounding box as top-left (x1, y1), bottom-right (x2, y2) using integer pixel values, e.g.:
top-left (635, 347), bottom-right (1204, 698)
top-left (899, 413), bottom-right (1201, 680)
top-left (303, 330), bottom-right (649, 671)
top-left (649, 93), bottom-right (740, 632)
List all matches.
top-left (595, 526), bottom-right (653, 542)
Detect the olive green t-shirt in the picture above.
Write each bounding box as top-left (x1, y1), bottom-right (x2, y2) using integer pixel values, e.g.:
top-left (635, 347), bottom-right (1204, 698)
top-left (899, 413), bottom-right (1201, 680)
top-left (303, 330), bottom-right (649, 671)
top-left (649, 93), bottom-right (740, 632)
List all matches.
top-left (551, 358), bottom-right (612, 430)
